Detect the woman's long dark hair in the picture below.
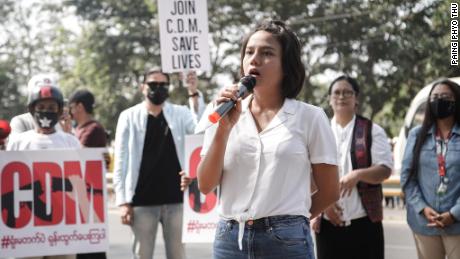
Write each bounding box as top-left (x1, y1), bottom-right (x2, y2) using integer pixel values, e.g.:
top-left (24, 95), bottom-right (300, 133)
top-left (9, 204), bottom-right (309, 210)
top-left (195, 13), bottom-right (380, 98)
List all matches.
top-left (405, 79), bottom-right (460, 185)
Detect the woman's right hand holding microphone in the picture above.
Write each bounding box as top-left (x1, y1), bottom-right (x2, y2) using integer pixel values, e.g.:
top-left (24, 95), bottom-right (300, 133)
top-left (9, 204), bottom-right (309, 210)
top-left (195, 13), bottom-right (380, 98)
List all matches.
top-left (215, 85), bottom-right (243, 131)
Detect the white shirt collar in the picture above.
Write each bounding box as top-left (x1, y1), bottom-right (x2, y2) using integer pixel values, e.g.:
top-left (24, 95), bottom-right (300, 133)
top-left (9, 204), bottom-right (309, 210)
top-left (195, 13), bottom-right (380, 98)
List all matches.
top-left (241, 96), bottom-right (296, 134)
top-left (331, 115), bottom-right (356, 132)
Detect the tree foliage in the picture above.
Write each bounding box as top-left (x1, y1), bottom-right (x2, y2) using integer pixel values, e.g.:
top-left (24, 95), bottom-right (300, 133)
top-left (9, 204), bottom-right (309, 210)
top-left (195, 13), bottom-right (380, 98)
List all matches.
top-left (0, 0), bottom-right (76, 119)
top-left (306, 0), bottom-right (459, 135)
top-left (1, 0), bottom-right (458, 137)
top-left (0, 0), bottom-right (28, 118)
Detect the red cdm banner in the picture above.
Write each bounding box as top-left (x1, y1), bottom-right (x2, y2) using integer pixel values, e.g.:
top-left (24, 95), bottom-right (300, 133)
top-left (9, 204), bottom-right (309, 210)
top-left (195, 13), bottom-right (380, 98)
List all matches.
top-left (0, 148), bottom-right (108, 257)
top-left (182, 135), bottom-right (219, 243)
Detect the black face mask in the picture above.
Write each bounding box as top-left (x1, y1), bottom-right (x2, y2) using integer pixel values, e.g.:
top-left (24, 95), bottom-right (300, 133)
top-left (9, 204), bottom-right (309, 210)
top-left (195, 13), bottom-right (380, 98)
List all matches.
top-left (147, 84), bottom-right (169, 105)
top-left (430, 98), bottom-right (456, 119)
top-left (33, 111), bottom-right (59, 129)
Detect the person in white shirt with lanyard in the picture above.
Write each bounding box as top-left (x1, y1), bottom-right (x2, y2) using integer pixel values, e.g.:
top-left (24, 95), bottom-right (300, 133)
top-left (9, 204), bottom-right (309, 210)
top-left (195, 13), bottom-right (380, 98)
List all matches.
top-left (197, 20), bottom-right (339, 259)
top-left (312, 75), bottom-right (393, 259)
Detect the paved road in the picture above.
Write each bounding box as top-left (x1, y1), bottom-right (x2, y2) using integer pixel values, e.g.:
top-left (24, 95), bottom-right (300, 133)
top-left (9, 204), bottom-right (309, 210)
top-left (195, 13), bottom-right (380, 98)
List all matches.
top-left (108, 207), bottom-right (417, 259)
top-left (0, 207), bottom-right (416, 259)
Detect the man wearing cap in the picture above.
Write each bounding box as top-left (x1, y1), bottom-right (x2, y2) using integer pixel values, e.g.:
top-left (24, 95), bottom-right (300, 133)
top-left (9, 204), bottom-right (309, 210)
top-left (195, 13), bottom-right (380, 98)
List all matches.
top-left (113, 68), bottom-right (204, 259)
top-left (68, 89), bottom-right (107, 259)
top-left (69, 89), bottom-right (107, 148)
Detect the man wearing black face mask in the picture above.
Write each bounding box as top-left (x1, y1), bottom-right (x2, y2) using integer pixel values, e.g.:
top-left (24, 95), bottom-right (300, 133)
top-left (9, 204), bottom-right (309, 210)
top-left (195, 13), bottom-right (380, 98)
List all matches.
top-left (7, 84), bottom-right (81, 151)
top-left (9, 74), bottom-right (72, 138)
top-left (6, 83), bottom-right (80, 259)
top-left (113, 67), bottom-right (204, 259)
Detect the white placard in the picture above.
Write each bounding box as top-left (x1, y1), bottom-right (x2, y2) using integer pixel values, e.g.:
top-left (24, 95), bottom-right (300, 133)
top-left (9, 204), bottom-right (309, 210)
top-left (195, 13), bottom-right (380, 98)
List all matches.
top-left (0, 149), bottom-right (109, 257)
top-left (158, 0), bottom-right (211, 73)
top-left (182, 134), bottom-right (219, 243)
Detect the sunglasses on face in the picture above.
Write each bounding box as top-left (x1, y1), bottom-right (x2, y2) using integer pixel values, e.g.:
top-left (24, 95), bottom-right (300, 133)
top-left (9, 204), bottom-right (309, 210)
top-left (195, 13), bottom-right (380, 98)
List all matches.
top-left (147, 81), bottom-right (169, 90)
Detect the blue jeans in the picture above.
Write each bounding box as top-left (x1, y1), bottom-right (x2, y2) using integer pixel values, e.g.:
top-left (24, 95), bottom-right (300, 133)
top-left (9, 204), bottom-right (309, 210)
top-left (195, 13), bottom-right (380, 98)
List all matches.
top-left (213, 215), bottom-right (315, 259)
top-left (131, 204), bottom-right (185, 259)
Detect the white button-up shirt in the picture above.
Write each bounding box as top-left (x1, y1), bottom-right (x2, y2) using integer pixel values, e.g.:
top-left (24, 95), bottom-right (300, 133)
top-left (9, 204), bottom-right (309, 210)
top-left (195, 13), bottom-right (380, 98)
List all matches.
top-left (328, 116), bottom-right (393, 224)
top-left (202, 97), bottom-right (337, 249)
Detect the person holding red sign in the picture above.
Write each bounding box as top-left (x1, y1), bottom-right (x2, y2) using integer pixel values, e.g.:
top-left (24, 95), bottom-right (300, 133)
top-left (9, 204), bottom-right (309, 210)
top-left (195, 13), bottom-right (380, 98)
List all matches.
top-left (7, 77), bottom-right (80, 259)
top-left (7, 82), bottom-right (80, 151)
top-left (401, 79), bottom-right (460, 259)
top-left (197, 20), bottom-right (339, 258)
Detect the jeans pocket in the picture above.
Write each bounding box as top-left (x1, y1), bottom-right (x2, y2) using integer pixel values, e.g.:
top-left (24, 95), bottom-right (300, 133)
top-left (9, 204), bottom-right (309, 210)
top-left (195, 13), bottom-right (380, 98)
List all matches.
top-left (215, 220), bottom-right (231, 241)
top-left (267, 222), bottom-right (307, 247)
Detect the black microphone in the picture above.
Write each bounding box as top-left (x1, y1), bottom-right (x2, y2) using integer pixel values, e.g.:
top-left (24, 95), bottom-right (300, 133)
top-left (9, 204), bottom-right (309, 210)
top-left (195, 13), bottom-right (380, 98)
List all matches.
top-left (208, 76), bottom-right (256, 124)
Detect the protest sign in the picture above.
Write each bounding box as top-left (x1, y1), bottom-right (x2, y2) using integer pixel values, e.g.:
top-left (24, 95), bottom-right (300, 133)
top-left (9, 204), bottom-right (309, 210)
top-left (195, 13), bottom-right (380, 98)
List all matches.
top-left (0, 149), bottom-right (108, 257)
top-left (182, 135), bottom-right (218, 243)
top-left (158, 0), bottom-right (211, 72)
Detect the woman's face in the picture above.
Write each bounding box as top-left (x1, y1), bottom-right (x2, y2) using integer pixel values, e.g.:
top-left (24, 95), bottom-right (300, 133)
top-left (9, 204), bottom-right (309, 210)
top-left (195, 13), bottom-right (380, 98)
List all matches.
top-left (242, 30), bottom-right (283, 93)
top-left (329, 80), bottom-right (357, 115)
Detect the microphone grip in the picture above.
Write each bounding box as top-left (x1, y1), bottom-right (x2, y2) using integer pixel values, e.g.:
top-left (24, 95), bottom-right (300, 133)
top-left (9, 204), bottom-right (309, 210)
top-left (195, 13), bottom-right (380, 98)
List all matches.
top-left (208, 100), bottom-right (236, 124)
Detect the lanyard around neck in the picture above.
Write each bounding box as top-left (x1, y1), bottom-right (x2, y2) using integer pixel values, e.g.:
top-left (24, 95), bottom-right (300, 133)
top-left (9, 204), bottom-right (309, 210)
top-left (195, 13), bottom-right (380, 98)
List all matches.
top-left (435, 129), bottom-right (452, 177)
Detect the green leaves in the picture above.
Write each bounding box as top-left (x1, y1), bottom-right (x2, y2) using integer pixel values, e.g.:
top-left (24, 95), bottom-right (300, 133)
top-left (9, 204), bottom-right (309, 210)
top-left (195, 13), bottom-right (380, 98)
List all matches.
top-left (1, 0), bottom-right (458, 138)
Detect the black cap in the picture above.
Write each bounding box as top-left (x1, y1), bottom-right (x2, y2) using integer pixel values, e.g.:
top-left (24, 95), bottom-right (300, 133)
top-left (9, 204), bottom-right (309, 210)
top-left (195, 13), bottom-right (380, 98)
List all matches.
top-left (69, 89), bottom-right (95, 113)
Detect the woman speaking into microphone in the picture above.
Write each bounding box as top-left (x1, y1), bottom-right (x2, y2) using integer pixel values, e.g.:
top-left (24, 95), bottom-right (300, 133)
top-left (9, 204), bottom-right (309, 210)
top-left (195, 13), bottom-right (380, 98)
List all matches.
top-left (197, 20), bottom-right (340, 259)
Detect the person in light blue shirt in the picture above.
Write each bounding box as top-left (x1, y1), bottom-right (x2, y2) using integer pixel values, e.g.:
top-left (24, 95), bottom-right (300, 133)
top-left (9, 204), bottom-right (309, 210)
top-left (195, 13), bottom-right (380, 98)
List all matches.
top-left (401, 78), bottom-right (460, 259)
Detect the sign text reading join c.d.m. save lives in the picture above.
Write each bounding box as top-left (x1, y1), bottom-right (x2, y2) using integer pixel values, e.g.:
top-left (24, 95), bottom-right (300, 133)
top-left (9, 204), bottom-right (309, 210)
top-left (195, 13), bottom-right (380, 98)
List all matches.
top-left (158, 0), bottom-right (211, 73)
